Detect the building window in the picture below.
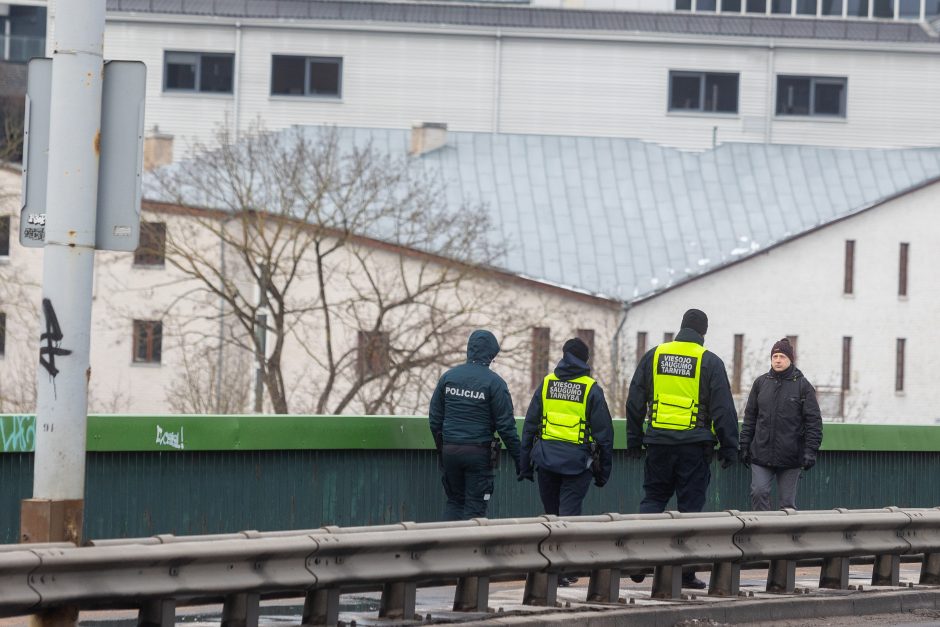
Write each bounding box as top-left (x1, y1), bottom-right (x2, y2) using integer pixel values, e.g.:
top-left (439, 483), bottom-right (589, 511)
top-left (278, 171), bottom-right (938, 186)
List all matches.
top-left (636, 331), bottom-right (648, 363)
top-left (357, 330), bottom-right (389, 380)
top-left (164, 52), bottom-right (234, 93)
top-left (0, 215), bottom-right (9, 257)
top-left (271, 55), bottom-right (342, 97)
top-left (531, 327), bottom-right (550, 390)
top-left (663, 332), bottom-right (674, 342)
top-left (0, 312), bottom-right (5, 357)
top-left (821, 0), bottom-right (844, 14)
top-left (669, 72), bottom-right (739, 114)
top-left (896, 338), bottom-right (906, 392)
top-left (732, 334), bottom-right (744, 394)
top-left (576, 328), bottom-right (595, 367)
top-left (898, 242), bottom-right (909, 297)
top-left (840, 336), bottom-right (851, 418)
top-left (786, 335), bottom-right (798, 362)
top-left (777, 76), bottom-right (847, 117)
top-left (843, 240), bottom-right (855, 295)
top-left (133, 320), bottom-right (163, 364)
top-left (134, 222), bottom-right (166, 267)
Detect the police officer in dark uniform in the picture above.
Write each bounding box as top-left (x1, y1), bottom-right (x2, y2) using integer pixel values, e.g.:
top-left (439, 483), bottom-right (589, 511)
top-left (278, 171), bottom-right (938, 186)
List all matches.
top-left (519, 337), bottom-right (613, 516)
top-left (429, 329), bottom-right (521, 521)
top-left (625, 309), bottom-right (739, 589)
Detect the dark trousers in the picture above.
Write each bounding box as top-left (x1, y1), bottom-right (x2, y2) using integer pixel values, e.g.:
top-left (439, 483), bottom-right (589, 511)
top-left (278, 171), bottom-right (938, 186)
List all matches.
top-left (537, 468), bottom-right (593, 516)
top-left (441, 446), bottom-right (494, 521)
top-left (639, 443), bottom-right (711, 514)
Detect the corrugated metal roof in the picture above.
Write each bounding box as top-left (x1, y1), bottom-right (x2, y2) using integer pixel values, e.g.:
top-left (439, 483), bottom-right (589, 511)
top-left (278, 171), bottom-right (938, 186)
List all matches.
top-left (106, 0), bottom-right (940, 44)
top-left (144, 128), bottom-right (940, 302)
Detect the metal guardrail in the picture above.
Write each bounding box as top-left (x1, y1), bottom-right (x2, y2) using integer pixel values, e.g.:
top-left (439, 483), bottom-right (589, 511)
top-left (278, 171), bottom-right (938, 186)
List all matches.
top-left (2, 507), bottom-right (940, 626)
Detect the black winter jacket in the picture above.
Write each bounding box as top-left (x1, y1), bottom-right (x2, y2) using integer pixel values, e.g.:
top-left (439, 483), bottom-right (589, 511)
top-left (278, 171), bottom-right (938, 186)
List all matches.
top-left (626, 328), bottom-right (739, 452)
top-left (428, 330), bottom-right (521, 469)
top-left (519, 353), bottom-right (614, 482)
top-left (740, 366), bottom-right (823, 469)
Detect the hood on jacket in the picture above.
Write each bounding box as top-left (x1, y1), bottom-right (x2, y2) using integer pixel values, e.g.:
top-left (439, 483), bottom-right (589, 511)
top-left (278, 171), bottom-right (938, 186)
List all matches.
top-left (553, 351), bottom-right (591, 380)
top-left (466, 329), bottom-right (500, 366)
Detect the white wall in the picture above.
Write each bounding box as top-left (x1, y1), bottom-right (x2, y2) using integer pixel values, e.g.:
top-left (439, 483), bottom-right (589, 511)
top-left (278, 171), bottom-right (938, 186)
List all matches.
top-left (624, 180), bottom-right (940, 423)
top-left (102, 15), bottom-right (940, 158)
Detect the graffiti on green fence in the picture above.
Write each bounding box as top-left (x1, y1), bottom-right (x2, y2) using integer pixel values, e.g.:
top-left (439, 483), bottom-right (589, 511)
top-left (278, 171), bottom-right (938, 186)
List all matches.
top-left (0, 415), bottom-right (35, 452)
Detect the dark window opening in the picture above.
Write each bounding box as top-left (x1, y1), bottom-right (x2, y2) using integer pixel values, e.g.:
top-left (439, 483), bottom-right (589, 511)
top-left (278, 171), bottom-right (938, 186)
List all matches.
top-left (847, 0), bottom-right (870, 15)
top-left (899, 242), bottom-right (909, 297)
top-left (771, 0), bottom-right (792, 12)
top-left (669, 71), bottom-right (739, 114)
top-left (786, 335), bottom-right (799, 362)
top-left (873, 0), bottom-right (893, 16)
top-left (0, 215), bottom-right (9, 256)
top-left (721, 0), bottom-right (742, 11)
top-left (134, 222), bottom-right (166, 267)
top-left (844, 239), bottom-right (855, 294)
top-left (576, 328), bottom-right (595, 367)
top-left (821, 0), bottom-right (843, 13)
top-left (531, 327), bottom-right (551, 391)
top-left (777, 76), bottom-right (847, 117)
top-left (840, 336), bottom-right (851, 418)
top-left (164, 52), bottom-right (234, 93)
top-left (663, 332), bottom-right (675, 342)
top-left (746, 0), bottom-right (767, 10)
top-left (796, 0), bottom-right (817, 13)
top-left (732, 334), bottom-right (744, 394)
top-left (0, 312), bottom-right (5, 357)
top-left (271, 55), bottom-right (342, 97)
top-left (636, 331), bottom-right (648, 364)
top-left (357, 330), bottom-right (390, 380)
top-left (896, 338), bottom-right (906, 392)
top-left (133, 320), bottom-right (163, 364)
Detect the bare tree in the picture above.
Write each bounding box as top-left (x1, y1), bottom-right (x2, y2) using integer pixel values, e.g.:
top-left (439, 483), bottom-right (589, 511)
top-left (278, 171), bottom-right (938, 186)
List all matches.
top-left (166, 333), bottom-right (252, 414)
top-left (151, 124), bottom-right (532, 414)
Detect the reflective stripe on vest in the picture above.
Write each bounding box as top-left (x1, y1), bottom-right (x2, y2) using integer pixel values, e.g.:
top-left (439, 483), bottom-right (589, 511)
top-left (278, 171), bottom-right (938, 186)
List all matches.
top-left (540, 373), bottom-right (595, 444)
top-left (650, 341), bottom-right (706, 431)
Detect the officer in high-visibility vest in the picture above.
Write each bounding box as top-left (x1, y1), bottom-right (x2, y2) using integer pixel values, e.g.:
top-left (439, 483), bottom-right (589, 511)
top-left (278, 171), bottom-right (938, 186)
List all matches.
top-left (519, 337), bottom-right (614, 517)
top-left (625, 309), bottom-right (739, 589)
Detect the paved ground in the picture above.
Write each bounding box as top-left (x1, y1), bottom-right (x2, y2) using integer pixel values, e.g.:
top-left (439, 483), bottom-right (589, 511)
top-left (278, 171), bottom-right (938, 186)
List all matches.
top-left (4, 562), bottom-right (940, 626)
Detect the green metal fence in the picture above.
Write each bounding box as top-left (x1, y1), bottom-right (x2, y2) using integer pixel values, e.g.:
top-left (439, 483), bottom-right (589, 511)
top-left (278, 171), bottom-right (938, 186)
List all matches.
top-left (1, 415), bottom-right (936, 544)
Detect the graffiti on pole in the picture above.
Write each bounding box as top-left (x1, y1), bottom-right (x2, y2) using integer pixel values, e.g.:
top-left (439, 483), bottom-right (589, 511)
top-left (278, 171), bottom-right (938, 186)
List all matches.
top-left (39, 298), bottom-right (72, 380)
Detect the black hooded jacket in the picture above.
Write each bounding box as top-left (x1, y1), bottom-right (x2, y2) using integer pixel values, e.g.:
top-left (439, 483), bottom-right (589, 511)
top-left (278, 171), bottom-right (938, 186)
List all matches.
top-left (740, 365), bottom-right (823, 469)
top-left (626, 327), bottom-right (739, 452)
top-left (428, 330), bottom-right (521, 468)
top-left (519, 352), bottom-right (614, 482)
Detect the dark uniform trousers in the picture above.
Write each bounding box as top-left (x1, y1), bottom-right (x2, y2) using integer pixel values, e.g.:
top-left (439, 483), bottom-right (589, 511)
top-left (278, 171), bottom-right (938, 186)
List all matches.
top-left (441, 444), bottom-right (494, 521)
top-left (537, 468), bottom-right (593, 516)
top-left (639, 443), bottom-right (712, 514)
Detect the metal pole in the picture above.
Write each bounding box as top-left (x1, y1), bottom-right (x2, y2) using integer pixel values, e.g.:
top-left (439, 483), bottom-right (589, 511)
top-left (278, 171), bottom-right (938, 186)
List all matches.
top-left (21, 1), bottom-right (105, 547)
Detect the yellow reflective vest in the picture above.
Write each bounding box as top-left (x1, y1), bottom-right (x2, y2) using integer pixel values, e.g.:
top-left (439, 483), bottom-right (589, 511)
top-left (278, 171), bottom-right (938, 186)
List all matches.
top-left (650, 341), bottom-right (706, 431)
top-left (540, 373), bottom-right (595, 444)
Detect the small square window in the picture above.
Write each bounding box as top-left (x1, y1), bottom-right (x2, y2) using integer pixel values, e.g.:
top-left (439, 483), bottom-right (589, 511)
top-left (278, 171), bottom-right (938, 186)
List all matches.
top-left (271, 55), bottom-right (342, 98)
top-left (164, 51), bottom-right (234, 94)
top-left (746, 0), bottom-right (767, 11)
top-left (669, 72), bottom-right (739, 114)
top-left (777, 76), bottom-right (847, 118)
top-left (134, 222), bottom-right (166, 267)
top-left (0, 215), bottom-right (9, 257)
top-left (133, 320), bottom-right (163, 364)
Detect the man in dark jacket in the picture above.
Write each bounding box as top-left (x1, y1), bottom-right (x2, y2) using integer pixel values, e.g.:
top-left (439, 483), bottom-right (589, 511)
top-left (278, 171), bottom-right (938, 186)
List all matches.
top-left (740, 338), bottom-right (823, 511)
top-left (519, 338), bottom-right (614, 516)
top-left (625, 308), bottom-right (739, 589)
top-left (429, 329), bottom-right (522, 521)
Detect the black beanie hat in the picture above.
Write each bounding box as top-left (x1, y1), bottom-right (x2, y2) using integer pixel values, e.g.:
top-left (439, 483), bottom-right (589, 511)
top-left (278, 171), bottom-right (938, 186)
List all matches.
top-left (563, 337), bottom-right (590, 363)
top-left (771, 338), bottom-right (795, 362)
top-left (680, 308), bottom-right (708, 336)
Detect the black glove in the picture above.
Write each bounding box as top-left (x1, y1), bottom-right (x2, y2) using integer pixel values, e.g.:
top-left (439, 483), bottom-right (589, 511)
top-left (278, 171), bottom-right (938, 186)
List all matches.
top-left (593, 473), bottom-right (607, 488)
top-left (517, 469), bottom-right (534, 482)
top-left (801, 454), bottom-right (816, 471)
top-left (626, 446), bottom-right (644, 460)
top-left (717, 447), bottom-right (736, 470)
top-left (738, 448), bottom-right (751, 467)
